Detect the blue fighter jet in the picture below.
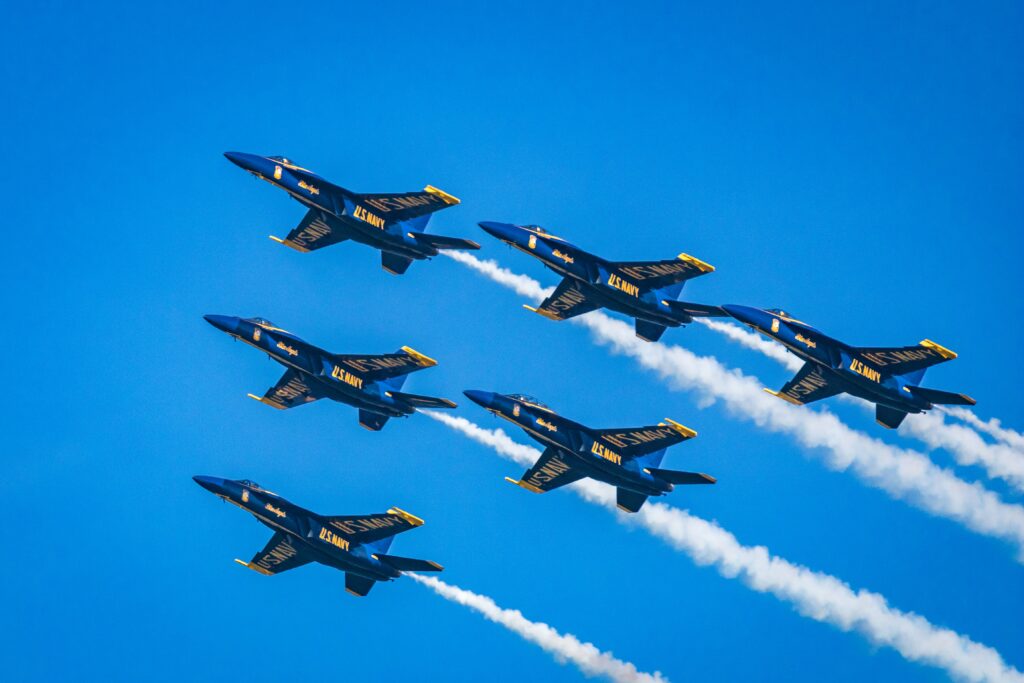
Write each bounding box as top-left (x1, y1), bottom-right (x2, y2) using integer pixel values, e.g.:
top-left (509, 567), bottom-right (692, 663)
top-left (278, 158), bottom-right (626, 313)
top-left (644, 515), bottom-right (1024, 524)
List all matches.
top-left (463, 390), bottom-right (715, 512)
top-left (224, 152), bottom-right (480, 274)
top-left (193, 476), bottom-right (442, 596)
top-left (204, 315), bottom-right (456, 430)
top-left (477, 221), bottom-right (721, 342)
top-left (718, 305), bottom-right (976, 428)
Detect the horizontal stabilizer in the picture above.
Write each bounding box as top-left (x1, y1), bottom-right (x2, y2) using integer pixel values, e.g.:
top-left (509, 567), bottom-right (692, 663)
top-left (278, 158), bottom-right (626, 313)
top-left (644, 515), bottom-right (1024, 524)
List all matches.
top-left (382, 251), bottom-right (414, 275)
top-left (876, 405), bottom-right (909, 430)
top-left (664, 300), bottom-right (728, 319)
top-left (359, 410), bottom-right (390, 431)
top-left (646, 468), bottom-right (716, 485)
top-left (345, 573), bottom-right (376, 597)
top-left (373, 554), bottom-right (444, 572)
top-left (408, 232), bottom-right (480, 251)
top-left (387, 390), bottom-right (456, 409)
top-left (635, 319), bottom-right (667, 342)
top-left (906, 385), bottom-right (976, 406)
top-left (616, 488), bottom-right (649, 513)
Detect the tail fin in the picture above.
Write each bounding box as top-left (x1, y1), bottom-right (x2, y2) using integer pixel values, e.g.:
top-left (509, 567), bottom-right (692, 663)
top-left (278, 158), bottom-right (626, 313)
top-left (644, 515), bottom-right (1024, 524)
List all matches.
top-left (635, 447), bottom-right (668, 470)
top-left (906, 386), bottom-right (976, 406)
top-left (646, 468), bottom-right (716, 485)
top-left (388, 390), bottom-right (457, 409)
top-left (409, 232), bottom-right (480, 251)
top-left (373, 554), bottom-right (444, 572)
top-left (359, 410), bottom-right (390, 431)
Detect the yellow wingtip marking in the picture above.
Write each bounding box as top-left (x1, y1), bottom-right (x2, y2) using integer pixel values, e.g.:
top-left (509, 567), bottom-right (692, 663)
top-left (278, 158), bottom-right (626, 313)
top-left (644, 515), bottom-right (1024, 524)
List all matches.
top-left (387, 507), bottom-right (425, 527)
top-left (504, 476), bottom-right (543, 493)
top-left (401, 346), bottom-right (438, 367)
top-left (269, 235), bottom-right (310, 253)
top-left (677, 252), bottom-right (715, 272)
top-left (425, 560), bottom-right (444, 571)
top-left (345, 588), bottom-right (367, 597)
top-left (234, 559), bottom-right (273, 575)
top-left (661, 418), bottom-right (697, 438)
top-left (764, 388), bottom-right (803, 405)
top-left (875, 419), bottom-right (897, 429)
top-left (919, 339), bottom-right (957, 359)
top-left (248, 393), bottom-right (286, 409)
top-left (523, 304), bottom-right (561, 320)
top-left (423, 185), bottom-right (460, 205)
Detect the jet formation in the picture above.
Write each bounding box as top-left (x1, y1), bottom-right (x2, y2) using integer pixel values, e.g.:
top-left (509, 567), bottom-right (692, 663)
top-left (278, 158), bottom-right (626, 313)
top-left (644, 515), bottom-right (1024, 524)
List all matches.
top-left (708, 305), bottom-right (976, 428)
top-left (477, 221), bottom-right (722, 342)
top-left (193, 476), bottom-right (442, 596)
top-left (463, 390), bottom-right (715, 512)
top-left (224, 152), bottom-right (480, 275)
top-left (204, 314), bottom-right (455, 431)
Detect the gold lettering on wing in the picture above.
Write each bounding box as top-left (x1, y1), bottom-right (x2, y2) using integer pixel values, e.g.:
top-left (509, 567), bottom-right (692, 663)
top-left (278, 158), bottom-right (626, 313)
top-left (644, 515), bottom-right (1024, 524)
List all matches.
top-left (527, 455), bottom-right (571, 486)
top-left (850, 358), bottom-right (882, 383)
top-left (318, 527), bottom-right (351, 551)
top-left (607, 273), bottom-right (640, 297)
top-left (331, 365), bottom-right (365, 390)
top-left (265, 504), bottom-right (286, 518)
top-left (353, 205), bottom-right (386, 229)
top-left (591, 441), bottom-right (623, 465)
top-left (276, 341), bottom-right (299, 357)
top-left (552, 249), bottom-right (574, 264)
top-left (795, 334), bottom-right (816, 349)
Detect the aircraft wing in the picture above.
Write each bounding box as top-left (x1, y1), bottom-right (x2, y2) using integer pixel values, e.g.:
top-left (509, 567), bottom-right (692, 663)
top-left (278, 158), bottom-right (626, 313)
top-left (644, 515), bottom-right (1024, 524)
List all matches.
top-left (766, 361), bottom-right (844, 405)
top-left (272, 208), bottom-right (350, 253)
top-left (506, 446), bottom-right (586, 493)
top-left (323, 507), bottom-right (426, 546)
top-left (526, 278), bottom-right (600, 321)
top-left (850, 339), bottom-right (958, 378)
top-left (235, 532), bottom-right (314, 576)
top-left (608, 253), bottom-right (714, 291)
top-left (330, 346), bottom-right (439, 383)
top-left (248, 368), bottom-right (324, 410)
top-left (590, 419), bottom-right (697, 460)
top-left (358, 185), bottom-right (460, 224)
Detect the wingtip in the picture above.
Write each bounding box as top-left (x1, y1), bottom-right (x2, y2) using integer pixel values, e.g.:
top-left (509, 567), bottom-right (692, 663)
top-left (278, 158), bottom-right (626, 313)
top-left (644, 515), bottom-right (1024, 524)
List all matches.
top-left (423, 185), bottom-right (460, 205)
top-left (661, 417), bottom-right (697, 438)
top-left (677, 252), bottom-right (715, 272)
top-left (919, 339), bottom-right (957, 359)
top-left (400, 346), bottom-right (438, 367)
top-left (387, 506), bottom-right (425, 527)
top-left (504, 476), bottom-right (543, 493)
top-left (764, 388), bottom-right (803, 405)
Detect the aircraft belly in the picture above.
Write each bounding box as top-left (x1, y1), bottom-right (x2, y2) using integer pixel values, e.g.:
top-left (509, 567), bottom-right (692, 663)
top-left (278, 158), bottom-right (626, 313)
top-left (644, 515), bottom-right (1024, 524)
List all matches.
top-left (336, 216), bottom-right (427, 259)
top-left (585, 456), bottom-right (660, 494)
top-left (595, 288), bottom-right (677, 326)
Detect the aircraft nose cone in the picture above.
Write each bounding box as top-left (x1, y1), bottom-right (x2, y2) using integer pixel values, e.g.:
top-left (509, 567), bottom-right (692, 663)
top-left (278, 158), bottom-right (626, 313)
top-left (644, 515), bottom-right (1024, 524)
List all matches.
top-left (193, 475), bottom-right (226, 494)
top-left (477, 221), bottom-right (517, 242)
top-left (463, 389), bottom-right (496, 409)
top-left (223, 151), bottom-right (247, 168)
top-left (204, 314), bottom-right (238, 334)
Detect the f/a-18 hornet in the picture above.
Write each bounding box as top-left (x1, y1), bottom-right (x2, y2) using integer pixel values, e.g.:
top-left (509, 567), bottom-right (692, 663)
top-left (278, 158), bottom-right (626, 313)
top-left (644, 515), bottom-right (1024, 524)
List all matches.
top-left (477, 221), bottom-right (721, 342)
top-left (463, 390), bottom-right (715, 512)
top-left (193, 476), bottom-right (442, 597)
top-left (716, 305), bottom-right (976, 428)
top-left (204, 315), bottom-right (456, 431)
top-left (225, 151), bottom-right (480, 275)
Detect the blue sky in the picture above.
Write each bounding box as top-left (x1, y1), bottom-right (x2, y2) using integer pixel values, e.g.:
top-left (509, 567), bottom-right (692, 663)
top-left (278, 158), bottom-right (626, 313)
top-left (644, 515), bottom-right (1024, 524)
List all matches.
top-left (2, 2), bottom-right (1022, 680)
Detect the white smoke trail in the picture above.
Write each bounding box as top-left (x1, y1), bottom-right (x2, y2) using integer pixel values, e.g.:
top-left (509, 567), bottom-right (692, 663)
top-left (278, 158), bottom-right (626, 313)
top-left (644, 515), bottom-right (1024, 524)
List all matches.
top-left (443, 252), bottom-right (1024, 555)
top-left (695, 320), bottom-right (1024, 492)
top-left (423, 411), bottom-right (1024, 683)
top-left (409, 573), bottom-right (667, 683)
top-left (944, 407), bottom-right (1024, 453)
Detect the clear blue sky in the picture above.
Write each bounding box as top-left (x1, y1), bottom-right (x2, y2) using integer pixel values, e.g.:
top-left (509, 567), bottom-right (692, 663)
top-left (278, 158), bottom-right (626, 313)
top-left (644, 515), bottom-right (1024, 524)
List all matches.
top-left (3, 2), bottom-right (1022, 680)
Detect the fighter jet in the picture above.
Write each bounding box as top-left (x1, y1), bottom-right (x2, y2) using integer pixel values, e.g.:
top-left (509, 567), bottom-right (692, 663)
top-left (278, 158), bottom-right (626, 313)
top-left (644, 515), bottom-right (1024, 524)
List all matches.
top-left (193, 476), bottom-right (442, 596)
top-left (477, 221), bottom-right (722, 342)
top-left (204, 315), bottom-right (456, 430)
top-left (463, 390), bottom-right (715, 512)
top-left (718, 304), bottom-right (976, 428)
top-left (224, 152), bottom-right (480, 275)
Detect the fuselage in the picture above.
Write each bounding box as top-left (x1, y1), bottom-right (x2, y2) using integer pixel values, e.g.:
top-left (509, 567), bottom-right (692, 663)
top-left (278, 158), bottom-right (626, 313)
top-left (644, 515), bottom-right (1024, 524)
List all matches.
top-left (477, 222), bottom-right (688, 327)
top-left (463, 390), bottom-right (673, 496)
top-left (721, 305), bottom-right (934, 413)
top-left (204, 314), bottom-right (415, 418)
top-left (224, 152), bottom-right (439, 260)
top-left (193, 476), bottom-right (399, 582)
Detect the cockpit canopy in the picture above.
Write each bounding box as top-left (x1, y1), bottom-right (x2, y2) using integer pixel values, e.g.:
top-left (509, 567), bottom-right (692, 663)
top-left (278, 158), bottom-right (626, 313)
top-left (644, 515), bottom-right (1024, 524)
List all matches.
top-left (250, 317), bottom-right (275, 327)
top-left (508, 393), bottom-right (552, 411)
top-left (267, 156), bottom-right (292, 164)
top-left (239, 479), bottom-right (261, 489)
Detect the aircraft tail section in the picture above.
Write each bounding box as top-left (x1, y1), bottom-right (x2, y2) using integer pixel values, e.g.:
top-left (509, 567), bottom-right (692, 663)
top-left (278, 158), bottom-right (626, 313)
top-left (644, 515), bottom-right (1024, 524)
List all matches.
top-left (646, 468), bottom-right (717, 485)
top-left (635, 319), bottom-right (667, 342)
top-left (876, 405), bottom-right (909, 430)
top-left (359, 410), bottom-right (390, 431)
top-left (616, 488), bottom-right (649, 513)
top-left (408, 232), bottom-right (481, 251)
top-left (374, 554), bottom-right (444, 572)
top-left (345, 573), bottom-right (376, 597)
top-left (388, 390), bottom-right (457, 409)
top-left (906, 385), bottom-right (976, 406)
top-left (382, 252), bottom-right (414, 275)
